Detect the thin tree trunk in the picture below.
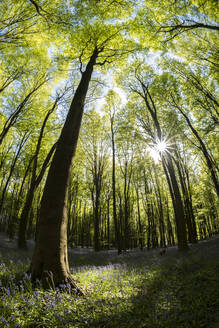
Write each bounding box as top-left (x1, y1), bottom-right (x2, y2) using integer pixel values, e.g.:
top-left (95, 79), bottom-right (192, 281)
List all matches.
top-left (163, 155), bottom-right (188, 250)
top-left (17, 98), bottom-right (58, 249)
top-left (136, 187), bottom-right (143, 250)
top-left (18, 142), bottom-right (57, 249)
top-left (172, 98), bottom-right (219, 197)
top-left (0, 133), bottom-right (28, 214)
top-left (0, 77), bottom-right (47, 146)
top-left (135, 81), bottom-right (188, 250)
top-left (110, 116), bottom-right (121, 254)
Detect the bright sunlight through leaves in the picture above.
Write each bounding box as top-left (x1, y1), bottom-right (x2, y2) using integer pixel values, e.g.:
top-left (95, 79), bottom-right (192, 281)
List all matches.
top-left (149, 140), bottom-right (168, 163)
top-left (156, 141), bottom-right (167, 153)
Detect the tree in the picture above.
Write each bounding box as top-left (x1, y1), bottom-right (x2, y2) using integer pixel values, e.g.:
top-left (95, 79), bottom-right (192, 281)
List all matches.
top-left (30, 18), bottom-right (132, 286)
top-left (30, 46), bottom-right (99, 291)
top-left (0, 132), bottom-right (29, 215)
top-left (170, 95), bottom-right (219, 197)
top-left (0, 74), bottom-right (49, 146)
top-left (124, 66), bottom-right (189, 250)
top-left (29, 0), bottom-right (135, 289)
top-left (81, 110), bottom-right (109, 251)
top-left (17, 91), bottom-right (68, 249)
top-left (105, 90), bottom-right (122, 253)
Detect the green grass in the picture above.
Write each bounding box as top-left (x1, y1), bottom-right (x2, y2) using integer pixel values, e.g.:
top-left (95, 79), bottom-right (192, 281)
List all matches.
top-left (0, 238), bottom-right (219, 328)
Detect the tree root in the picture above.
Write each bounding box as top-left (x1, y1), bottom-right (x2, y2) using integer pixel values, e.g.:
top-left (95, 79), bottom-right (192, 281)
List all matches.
top-left (66, 276), bottom-right (86, 296)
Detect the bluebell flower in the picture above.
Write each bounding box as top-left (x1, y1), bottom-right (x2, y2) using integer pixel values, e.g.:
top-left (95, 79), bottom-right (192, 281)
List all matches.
top-left (1, 317), bottom-right (9, 325)
top-left (33, 291), bottom-right (39, 297)
top-left (6, 287), bottom-right (10, 296)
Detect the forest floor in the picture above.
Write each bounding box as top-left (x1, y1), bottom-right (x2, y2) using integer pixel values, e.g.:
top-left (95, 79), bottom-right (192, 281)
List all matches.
top-left (0, 233), bottom-right (219, 328)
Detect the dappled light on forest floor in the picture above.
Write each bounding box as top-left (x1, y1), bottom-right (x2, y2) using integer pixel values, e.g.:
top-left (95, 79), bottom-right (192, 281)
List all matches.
top-left (0, 234), bottom-right (219, 327)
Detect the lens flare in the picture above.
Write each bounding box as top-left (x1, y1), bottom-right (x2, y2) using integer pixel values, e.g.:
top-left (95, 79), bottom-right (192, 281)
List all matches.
top-left (156, 141), bottom-right (167, 153)
top-left (149, 139), bottom-right (169, 163)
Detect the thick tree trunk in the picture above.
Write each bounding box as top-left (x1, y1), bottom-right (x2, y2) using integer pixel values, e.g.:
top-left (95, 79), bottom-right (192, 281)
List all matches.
top-left (31, 49), bottom-right (98, 292)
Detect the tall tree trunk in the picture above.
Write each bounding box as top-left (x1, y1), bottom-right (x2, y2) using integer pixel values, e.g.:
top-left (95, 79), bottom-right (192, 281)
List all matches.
top-left (142, 171), bottom-right (152, 250)
top-left (166, 199), bottom-right (175, 246)
top-left (173, 148), bottom-right (197, 243)
top-left (136, 187), bottom-right (143, 250)
top-left (153, 167), bottom-right (166, 248)
top-left (110, 116), bottom-right (121, 254)
top-left (17, 97), bottom-right (60, 249)
top-left (172, 98), bottom-right (219, 197)
top-left (136, 80), bottom-right (188, 250)
top-left (18, 142), bottom-right (57, 249)
top-left (31, 48), bottom-right (98, 292)
top-left (17, 99), bottom-right (58, 247)
top-left (163, 155), bottom-right (188, 250)
top-left (0, 133), bottom-right (28, 214)
top-left (107, 196), bottom-right (110, 249)
top-left (94, 185), bottom-right (100, 251)
top-left (124, 162), bottom-right (129, 250)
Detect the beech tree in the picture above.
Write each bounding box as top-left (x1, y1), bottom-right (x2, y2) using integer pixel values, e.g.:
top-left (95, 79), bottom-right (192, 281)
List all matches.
top-left (125, 68), bottom-right (188, 250)
top-left (17, 90), bottom-right (70, 249)
top-left (31, 19), bottom-right (133, 287)
top-left (105, 90), bottom-right (122, 253)
top-left (81, 110), bottom-right (109, 251)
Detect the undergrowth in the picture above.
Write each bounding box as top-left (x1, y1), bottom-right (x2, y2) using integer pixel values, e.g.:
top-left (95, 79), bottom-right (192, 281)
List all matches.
top-left (0, 240), bottom-right (219, 328)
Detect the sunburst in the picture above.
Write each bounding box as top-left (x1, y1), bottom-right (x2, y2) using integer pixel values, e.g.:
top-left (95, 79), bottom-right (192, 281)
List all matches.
top-left (149, 136), bottom-right (173, 163)
top-left (155, 140), bottom-right (167, 153)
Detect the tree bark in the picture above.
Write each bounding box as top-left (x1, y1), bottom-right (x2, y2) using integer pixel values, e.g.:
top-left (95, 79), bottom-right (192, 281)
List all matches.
top-left (110, 115), bottom-right (121, 254)
top-left (163, 155), bottom-right (188, 250)
top-left (173, 148), bottom-right (197, 243)
top-left (31, 48), bottom-right (98, 292)
top-left (18, 99), bottom-right (58, 249)
top-left (136, 187), bottom-right (143, 250)
top-left (172, 98), bottom-right (219, 197)
top-left (135, 81), bottom-right (188, 250)
top-left (0, 133), bottom-right (28, 214)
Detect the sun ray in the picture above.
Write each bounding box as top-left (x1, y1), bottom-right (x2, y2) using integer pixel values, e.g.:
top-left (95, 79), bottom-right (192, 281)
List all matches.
top-left (148, 136), bottom-right (175, 163)
top-left (156, 140), bottom-right (167, 153)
